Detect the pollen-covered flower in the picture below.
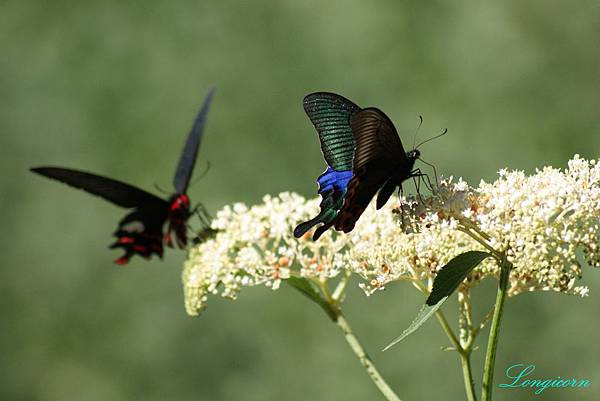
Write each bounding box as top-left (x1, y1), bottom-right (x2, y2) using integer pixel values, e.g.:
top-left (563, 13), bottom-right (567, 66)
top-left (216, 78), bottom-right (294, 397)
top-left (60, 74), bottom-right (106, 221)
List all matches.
top-left (182, 156), bottom-right (600, 315)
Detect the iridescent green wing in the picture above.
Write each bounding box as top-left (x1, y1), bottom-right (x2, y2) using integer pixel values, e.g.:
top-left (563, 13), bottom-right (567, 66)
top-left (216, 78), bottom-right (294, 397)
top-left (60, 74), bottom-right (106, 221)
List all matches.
top-left (294, 92), bottom-right (361, 240)
top-left (303, 92), bottom-right (361, 171)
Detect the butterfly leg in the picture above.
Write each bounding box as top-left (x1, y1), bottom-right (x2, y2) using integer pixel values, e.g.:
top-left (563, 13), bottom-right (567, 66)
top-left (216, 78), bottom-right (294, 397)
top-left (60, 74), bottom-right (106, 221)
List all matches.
top-left (412, 168), bottom-right (435, 193)
top-left (190, 203), bottom-right (217, 244)
top-left (193, 203), bottom-right (213, 227)
top-left (417, 158), bottom-right (439, 190)
top-left (397, 185), bottom-right (408, 231)
top-left (411, 171), bottom-right (426, 203)
top-left (420, 171), bottom-right (435, 193)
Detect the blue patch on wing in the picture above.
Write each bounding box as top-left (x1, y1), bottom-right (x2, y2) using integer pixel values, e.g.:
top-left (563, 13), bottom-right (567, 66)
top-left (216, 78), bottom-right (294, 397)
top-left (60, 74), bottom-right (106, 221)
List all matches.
top-left (317, 167), bottom-right (353, 194)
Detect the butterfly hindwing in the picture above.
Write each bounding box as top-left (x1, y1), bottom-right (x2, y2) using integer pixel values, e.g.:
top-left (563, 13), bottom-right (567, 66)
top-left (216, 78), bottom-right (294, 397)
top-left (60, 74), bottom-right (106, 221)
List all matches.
top-left (334, 163), bottom-right (392, 233)
top-left (110, 207), bottom-right (168, 264)
top-left (376, 178), bottom-right (398, 210)
top-left (31, 167), bottom-right (171, 264)
top-left (173, 87), bottom-right (215, 194)
top-left (293, 167), bottom-right (352, 239)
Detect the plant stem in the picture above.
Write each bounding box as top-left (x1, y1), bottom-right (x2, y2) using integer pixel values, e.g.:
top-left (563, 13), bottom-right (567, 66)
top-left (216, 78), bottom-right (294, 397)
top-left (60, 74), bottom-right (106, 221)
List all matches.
top-left (457, 227), bottom-right (499, 257)
top-left (460, 352), bottom-right (478, 401)
top-left (437, 310), bottom-right (478, 401)
top-left (481, 258), bottom-right (511, 401)
top-left (433, 309), bottom-right (461, 351)
top-left (457, 290), bottom-right (478, 401)
top-left (334, 314), bottom-right (402, 401)
top-left (332, 272), bottom-right (351, 302)
top-left (412, 279), bottom-right (477, 401)
top-left (309, 279), bottom-right (402, 401)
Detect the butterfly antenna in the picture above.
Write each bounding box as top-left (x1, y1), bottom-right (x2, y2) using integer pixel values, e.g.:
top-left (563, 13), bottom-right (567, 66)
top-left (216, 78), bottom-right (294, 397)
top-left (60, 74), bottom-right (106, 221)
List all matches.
top-left (153, 184), bottom-right (170, 195)
top-left (188, 161), bottom-right (211, 189)
top-left (411, 115), bottom-right (424, 150)
top-left (415, 128), bottom-right (448, 149)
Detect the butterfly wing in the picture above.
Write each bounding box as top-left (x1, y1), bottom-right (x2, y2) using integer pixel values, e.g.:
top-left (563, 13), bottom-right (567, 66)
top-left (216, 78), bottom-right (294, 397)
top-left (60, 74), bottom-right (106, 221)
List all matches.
top-left (303, 92), bottom-right (361, 171)
top-left (31, 166), bottom-right (170, 264)
top-left (172, 87), bottom-right (215, 194)
top-left (350, 108), bottom-right (405, 170)
top-left (294, 92), bottom-right (361, 239)
top-left (334, 162), bottom-right (392, 233)
top-left (333, 108), bottom-right (406, 232)
top-left (110, 207), bottom-right (169, 264)
top-left (31, 167), bottom-right (167, 209)
top-left (293, 167), bottom-right (352, 239)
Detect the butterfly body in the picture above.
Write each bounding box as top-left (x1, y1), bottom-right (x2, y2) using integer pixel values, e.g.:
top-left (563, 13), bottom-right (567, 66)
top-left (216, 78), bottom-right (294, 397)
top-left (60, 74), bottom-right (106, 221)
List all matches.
top-left (31, 87), bottom-right (215, 264)
top-left (295, 92), bottom-right (425, 239)
top-left (164, 193), bottom-right (191, 248)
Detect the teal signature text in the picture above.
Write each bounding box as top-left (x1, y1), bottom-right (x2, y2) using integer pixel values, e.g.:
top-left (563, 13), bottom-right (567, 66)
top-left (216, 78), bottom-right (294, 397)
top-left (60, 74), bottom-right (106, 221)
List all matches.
top-left (499, 363), bottom-right (590, 395)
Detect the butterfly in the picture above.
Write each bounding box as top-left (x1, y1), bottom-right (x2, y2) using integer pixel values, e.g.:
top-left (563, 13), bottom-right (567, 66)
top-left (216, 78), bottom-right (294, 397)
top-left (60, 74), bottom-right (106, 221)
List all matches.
top-left (294, 92), bottom-right (436, 240)
top-left (31, 87), bottom-right (215, 264)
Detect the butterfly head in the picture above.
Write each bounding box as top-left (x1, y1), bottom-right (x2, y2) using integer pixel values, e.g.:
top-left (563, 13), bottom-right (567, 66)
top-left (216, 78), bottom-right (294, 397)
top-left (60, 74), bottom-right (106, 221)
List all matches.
top-left (170, 194), bottom-right (191, 214)
top-left (407, 149), bottom-right (421, 161)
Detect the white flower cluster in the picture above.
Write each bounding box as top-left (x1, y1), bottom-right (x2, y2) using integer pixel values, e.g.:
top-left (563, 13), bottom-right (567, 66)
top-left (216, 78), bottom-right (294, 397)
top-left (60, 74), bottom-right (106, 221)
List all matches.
top-left (473, 155), bottom-right (600, 296)
top-left (183, 156), bottom-right (600, 315)
top-left (182, 192), bottom-right (350, 316)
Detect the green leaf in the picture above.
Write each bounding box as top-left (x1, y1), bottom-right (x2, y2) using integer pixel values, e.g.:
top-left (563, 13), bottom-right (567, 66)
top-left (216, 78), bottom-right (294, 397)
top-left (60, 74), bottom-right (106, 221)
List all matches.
top-left (383, 298), bottom-right (447, 351)
top-left (383, 251), bottom-right (492, 351)
top-left (426, 251), bottom-right (491, 306)
top-left (286, 276), bottom-right (338, 321)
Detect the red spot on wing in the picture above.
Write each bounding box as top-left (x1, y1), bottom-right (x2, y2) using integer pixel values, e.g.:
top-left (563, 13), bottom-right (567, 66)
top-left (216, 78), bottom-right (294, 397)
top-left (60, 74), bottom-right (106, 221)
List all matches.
top-left (118, 236), bottom-right (135, 244)
top-left (115, 256), bottom-right (130, 265)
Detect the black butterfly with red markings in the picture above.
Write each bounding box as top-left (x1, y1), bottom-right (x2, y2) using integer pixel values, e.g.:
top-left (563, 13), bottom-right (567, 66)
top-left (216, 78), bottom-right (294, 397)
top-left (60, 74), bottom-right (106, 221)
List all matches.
top-left (31, 87), bottom-right (215, 265)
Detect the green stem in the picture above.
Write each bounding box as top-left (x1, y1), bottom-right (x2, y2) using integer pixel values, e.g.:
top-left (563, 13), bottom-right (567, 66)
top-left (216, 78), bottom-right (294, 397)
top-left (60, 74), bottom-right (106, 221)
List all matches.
top-left (433, 308), bottom-right (462, 351)
top-left (457, 227), bottom-right (499, 257)
top-left (412, 279), bottom-right (477, 401)
top-left (457, 290), bottom-right (478, 401)
top-left (460, 352), bottom-right (478, 401)
top-left (334, 314), bottom-right (402, 401)
top-left (312, 279), bottom-right (402, 401)
top-left (437, 310), bottom-right (478, 401)
top-left (481, 258), bottom-right (511, 401)
top-left (332, 272), bottom-right (351, 302)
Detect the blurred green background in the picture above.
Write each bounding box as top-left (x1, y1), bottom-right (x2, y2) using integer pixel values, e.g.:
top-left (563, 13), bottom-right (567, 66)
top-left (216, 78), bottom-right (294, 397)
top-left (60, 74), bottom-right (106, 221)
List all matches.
top-left (2, 1), bottom-right (600, 400)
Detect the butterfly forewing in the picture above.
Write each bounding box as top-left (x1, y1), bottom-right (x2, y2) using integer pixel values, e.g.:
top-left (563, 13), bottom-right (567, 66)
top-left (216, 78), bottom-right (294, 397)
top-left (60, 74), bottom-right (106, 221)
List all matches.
top-left (173, 87), bottom-right (215, 194)
top-left (303, 92), bottom-right (361, 171)
top-left (333, 108), bottom-right (413, 232)
top-left (350, 108), bottom-right (406, 170)
top-left (31, 167), bottom-right (168, 209)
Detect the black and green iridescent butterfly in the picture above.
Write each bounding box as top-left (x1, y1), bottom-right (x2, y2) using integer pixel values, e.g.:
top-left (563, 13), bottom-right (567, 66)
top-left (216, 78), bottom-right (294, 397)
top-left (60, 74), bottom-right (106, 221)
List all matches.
top-left (294, 92), bottom-right (425, 240)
